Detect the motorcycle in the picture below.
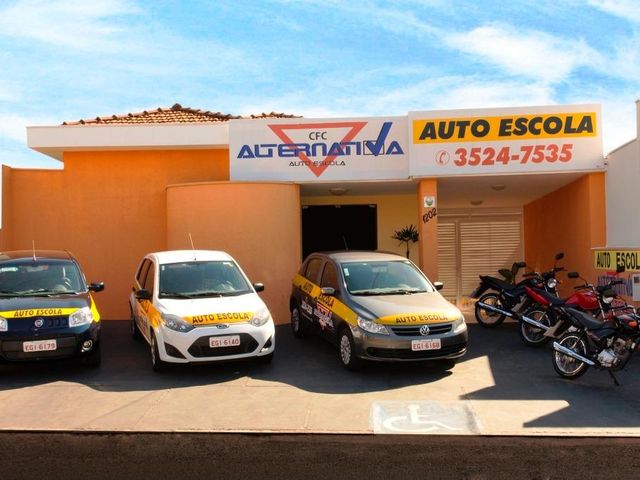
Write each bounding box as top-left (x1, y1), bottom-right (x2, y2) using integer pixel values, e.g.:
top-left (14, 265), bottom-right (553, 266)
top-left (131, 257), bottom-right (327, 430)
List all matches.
top-left (472, 253), bottom-right (564, 329)
top-left (517, 268), bottom-right (626, 348)
top-left (551, 287), bottom-right (640, 385)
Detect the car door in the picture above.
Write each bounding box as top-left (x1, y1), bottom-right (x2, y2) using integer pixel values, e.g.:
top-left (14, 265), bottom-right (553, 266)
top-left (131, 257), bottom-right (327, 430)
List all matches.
top-left (298, 256), bottom-right (323, 325)
top-left (315, 259), bottom-right (341, 340)
top-left (134, 258), bottom-right (155, 340)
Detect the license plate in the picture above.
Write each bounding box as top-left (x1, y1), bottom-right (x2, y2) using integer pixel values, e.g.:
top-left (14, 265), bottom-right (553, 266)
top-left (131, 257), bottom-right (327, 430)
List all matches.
top-left (23, 339), bottom-right (57, 353)
top-left (411, 338), bottom-right (441, 351)
top-left (209, 335), bottom-right (240, 348)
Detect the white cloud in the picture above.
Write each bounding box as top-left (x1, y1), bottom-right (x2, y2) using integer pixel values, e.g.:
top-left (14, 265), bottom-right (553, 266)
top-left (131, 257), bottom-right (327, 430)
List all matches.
top-left (587, 0), bottom-right (640, 22)
top-left (0, 112), bottom-right (59, 144)
top-left (444, 24), bottom-right (604, 83)
top-left (0, 0), bottom-right (140, 51)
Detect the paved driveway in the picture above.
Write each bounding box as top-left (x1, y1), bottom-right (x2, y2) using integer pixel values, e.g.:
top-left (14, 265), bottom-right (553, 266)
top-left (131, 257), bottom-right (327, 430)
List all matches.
top-left (0, 318), bottom-right (639, 435)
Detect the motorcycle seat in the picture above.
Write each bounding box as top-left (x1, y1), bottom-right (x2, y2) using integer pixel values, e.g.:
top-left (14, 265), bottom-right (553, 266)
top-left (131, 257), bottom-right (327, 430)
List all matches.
top-left (565, 307), bottom-right (606, 330)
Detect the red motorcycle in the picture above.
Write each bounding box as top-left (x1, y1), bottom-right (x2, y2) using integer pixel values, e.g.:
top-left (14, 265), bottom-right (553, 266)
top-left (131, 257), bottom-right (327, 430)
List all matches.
top-left (517, 268), bottom-right (625, 347)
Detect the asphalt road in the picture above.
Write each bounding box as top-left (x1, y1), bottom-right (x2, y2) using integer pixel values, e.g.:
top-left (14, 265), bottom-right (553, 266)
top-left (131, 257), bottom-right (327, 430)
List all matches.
top-left (1, 432), bottom-right (639, 479)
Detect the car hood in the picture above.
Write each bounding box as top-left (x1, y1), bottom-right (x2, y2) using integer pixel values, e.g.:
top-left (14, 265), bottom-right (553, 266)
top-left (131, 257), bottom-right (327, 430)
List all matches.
top-left (157, 293), bottom-right (268, 325)
top-left (0, 294), bottom-right (91, 317)
top-left (350, 292), bottom-right (463, 325)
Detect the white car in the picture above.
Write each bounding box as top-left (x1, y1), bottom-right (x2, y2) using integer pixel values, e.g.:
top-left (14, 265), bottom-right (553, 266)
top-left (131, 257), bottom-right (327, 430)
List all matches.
top-left (129, 250), bottom-right (275, 371)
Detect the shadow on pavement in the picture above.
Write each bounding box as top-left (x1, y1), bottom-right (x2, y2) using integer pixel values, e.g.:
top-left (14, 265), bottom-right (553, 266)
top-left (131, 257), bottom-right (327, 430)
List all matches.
top-left (461, 319), bottom-right (640, 428)
top-left (0, 321), bottom-right (452, 394)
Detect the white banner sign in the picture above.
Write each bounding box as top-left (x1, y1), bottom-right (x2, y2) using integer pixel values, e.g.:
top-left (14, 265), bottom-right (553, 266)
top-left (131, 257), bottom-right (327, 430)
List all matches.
top-left (229, 117), bottom-right (408, 181)
top-left (409, 104), bottom-right (603, 177)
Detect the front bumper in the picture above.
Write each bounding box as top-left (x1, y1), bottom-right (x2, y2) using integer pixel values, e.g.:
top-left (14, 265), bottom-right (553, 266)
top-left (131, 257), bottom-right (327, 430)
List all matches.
top-left (352, 322), bottom-right (468, 362)
top-left (0, 321), bottom-right (100, 363)
top-left (154, 321), bottom-right (275, 364)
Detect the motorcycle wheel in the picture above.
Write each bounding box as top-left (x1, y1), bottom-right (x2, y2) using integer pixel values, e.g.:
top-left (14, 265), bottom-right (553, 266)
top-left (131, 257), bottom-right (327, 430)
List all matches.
top-left (519, 308), bottom-right (552, 348)
top-left (474, 292), bottom-right (506, 328)
top-left (552, 332), bottom-right (589, 379)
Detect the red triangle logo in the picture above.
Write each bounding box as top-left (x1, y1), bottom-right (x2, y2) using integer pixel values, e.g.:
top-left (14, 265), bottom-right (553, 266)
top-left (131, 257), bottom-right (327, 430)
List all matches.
top-left (268, 122), bottom-right (367, 177)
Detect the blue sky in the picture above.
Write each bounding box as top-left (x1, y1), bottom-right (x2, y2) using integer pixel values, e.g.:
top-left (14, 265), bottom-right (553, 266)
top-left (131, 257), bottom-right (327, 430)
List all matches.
top-left (0, 0), bottom-right (639, 168)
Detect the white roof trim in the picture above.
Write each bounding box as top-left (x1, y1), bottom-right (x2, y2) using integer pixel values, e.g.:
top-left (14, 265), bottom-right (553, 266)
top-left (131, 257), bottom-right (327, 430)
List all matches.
top-left (26, 123), bottom-right (230, 161)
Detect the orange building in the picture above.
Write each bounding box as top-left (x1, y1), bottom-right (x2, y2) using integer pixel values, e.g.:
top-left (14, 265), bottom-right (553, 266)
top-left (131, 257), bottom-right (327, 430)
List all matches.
top-left (0, 102), bottom-right (626, 323)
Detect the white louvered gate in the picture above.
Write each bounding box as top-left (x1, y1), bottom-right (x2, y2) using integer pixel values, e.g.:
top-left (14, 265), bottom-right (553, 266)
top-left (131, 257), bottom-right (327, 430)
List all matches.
top-left (437, 216), bottom-right (523, 308)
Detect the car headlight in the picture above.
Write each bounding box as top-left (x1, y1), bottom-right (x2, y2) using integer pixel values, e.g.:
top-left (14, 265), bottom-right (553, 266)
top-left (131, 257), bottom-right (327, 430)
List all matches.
top-left (357, 316), bottom-right (389, 335)
top-left (452, 314), bottom-right (467, 333)
top-left (250, 307), bottom-right (272, 327)
top-left (547, 278), bottom-right (558, 289)
top-left (69, 307), bottom-right (94, 327)
top-left (0, 316), bottom-right (7, 332)
top-left (161, 313), bottom-right (195, 332)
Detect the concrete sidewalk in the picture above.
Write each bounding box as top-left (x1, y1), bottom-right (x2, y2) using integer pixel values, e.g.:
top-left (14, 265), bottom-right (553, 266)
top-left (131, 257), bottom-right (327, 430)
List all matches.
top-left (1, 319), bottom-right (639, 435)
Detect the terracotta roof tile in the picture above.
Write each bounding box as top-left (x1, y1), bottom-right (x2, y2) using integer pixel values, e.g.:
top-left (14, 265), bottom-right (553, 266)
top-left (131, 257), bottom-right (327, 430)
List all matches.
top-left (62, 103), bottom-right (299, 125)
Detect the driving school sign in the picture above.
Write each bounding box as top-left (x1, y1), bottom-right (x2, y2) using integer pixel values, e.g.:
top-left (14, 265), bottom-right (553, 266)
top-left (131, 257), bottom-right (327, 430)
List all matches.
top-left (409, 104), bottom-right (603, 176)
top-left (229, 117), bottom-right (408, 181)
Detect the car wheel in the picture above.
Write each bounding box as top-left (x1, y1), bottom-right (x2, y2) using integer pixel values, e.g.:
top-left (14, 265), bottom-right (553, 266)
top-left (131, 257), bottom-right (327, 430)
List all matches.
top-left (337, 327), bottom-right (362, 371)
top-left (130, 306), bottom-right (142, 341)
top-left (291, 305), bottom-right (308, 338)
top-left (83, 342), bottom-right (101, 368)
top-left (150, 331), bottom-right (168, 373)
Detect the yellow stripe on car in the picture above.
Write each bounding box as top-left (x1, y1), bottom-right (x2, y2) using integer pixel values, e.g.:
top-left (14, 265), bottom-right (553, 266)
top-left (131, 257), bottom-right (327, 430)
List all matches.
top-left (0, 307), bottom-right (80, 318)
top-left (185, 312), bottom-right (253, 325)
top-left (377, 312), bottom-right (458, 325)
top-left (292, 274), bottom-right (358, 326)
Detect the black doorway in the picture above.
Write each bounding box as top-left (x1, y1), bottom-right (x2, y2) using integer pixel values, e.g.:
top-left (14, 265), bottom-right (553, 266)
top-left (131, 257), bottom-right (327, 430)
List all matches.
top-left (301, 204), bottom-right (377, 259)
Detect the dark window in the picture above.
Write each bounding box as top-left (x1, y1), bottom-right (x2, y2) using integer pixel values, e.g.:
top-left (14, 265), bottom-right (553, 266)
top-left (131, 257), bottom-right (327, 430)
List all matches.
top-left (305, 258), bottom-right (323, 283)
top-left (158, 261), bottom-right (251, 298)
top-left (0, 259), bottom-right (85, 295)
top-left (136, 259), bottom-right (151, 287)
top-left (143, 262), bottom-right (155, 294)
top-left (320, 262), bottom-right (340, 291)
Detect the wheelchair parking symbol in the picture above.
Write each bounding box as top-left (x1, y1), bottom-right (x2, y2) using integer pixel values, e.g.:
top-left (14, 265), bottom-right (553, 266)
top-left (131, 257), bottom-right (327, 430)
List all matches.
top-left (371, 401), bottom-right (481, 435)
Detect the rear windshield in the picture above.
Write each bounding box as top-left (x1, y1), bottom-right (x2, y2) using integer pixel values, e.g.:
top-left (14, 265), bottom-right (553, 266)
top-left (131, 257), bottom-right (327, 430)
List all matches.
top-left (341, 260), bottom-right (434, 296)
top-left (159, 261), bottom-right (251, 299)
top-left (0, 260), bottom-right (85, 296)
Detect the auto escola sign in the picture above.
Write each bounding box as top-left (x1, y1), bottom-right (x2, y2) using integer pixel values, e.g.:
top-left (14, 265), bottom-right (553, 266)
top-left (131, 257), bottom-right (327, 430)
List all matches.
top-left (409, 104), bottom-right (603, 176)
top-left (229, 117), bottom-right (408, 181)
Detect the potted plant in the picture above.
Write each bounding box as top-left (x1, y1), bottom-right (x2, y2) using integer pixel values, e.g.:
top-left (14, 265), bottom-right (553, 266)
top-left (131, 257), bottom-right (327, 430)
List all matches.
top-left (391, 224), bottom-right (419, 259)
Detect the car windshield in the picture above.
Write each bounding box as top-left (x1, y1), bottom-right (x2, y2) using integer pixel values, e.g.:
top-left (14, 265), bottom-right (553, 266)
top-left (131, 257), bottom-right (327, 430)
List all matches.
top-left (341, 260), bottom-right (434, 295)
top-left (0, 260), bottom-right (85, 296)
top-left (158, 260), bottom-right (251, 298)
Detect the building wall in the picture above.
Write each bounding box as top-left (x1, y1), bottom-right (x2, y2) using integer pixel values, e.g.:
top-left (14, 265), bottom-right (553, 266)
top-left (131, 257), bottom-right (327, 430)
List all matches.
top-left (523, 173), bottom-right (606, 295)
top-left (5, 149), bottom-right (229, 320)
top-left (301, 194), bottom-right (420, 264)
top-left (606, 138), bottom-right (640, 247)
top-left (166, 182), bottom-right (301, 325)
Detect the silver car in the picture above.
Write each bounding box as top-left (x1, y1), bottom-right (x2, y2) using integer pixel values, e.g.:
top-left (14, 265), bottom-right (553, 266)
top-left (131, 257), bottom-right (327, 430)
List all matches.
top-left (289, 251), bottom-right (468, 370)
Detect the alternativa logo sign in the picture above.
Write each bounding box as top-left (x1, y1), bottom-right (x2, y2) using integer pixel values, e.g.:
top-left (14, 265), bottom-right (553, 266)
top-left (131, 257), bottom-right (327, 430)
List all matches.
top-left (236, 121), bottom-right (404, 178)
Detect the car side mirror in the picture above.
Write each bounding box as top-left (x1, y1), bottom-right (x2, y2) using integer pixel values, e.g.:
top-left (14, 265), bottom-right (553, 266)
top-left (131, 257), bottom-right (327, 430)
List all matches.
top-left (555, 252), bottom-right (564, 260)
top-left (253, 282), bottom-right (265, 292)
top-left (88, 282), bottom-right (104, 292)
top-left (567, 271), bottom-right (580, 279)
top-left (135, 289), bottom-right (152, 300)
top-left (433, 281), bottom-right (444, 291)
top-left (320, 287), bottom-right (335, 296)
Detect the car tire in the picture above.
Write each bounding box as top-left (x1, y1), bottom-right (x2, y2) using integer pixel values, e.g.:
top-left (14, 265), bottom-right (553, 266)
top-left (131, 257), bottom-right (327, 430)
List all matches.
top-left (150, 331), bottom-right (168, 373)
top-left (291, 305), bottom-right (308, 338)
top-left (83, 342), bottom-right (101, 368)
top-left (337, 326), bottom-right (362, 371)
top-left (130, 305), bottom-right (142, 341)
